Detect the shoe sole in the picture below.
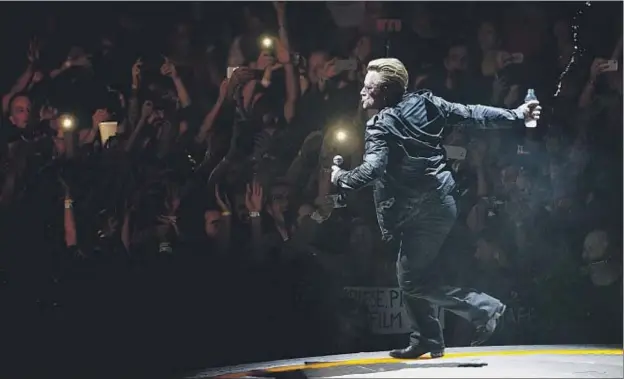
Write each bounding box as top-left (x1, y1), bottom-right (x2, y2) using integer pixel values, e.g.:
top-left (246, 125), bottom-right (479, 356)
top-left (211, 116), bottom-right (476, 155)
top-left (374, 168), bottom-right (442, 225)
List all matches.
top-left (430, 350), bottom-right (444, 358)
top-left (389, 350), bottom-right (445, 359)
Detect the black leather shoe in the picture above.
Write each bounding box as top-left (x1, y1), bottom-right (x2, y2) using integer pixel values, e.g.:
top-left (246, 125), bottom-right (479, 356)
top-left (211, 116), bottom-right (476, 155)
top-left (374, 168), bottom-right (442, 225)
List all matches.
top-left (389, 345), bottom-right (444, 359)
top-left (471, 303), bottom-right (507, 346)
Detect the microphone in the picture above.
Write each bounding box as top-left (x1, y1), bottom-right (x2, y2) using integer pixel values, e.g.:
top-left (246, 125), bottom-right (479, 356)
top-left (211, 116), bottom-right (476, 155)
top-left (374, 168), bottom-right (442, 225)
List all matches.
top-left (333, 155), bottom-right (344, 167)
top-left (329, 155), bottom-right (348, 208)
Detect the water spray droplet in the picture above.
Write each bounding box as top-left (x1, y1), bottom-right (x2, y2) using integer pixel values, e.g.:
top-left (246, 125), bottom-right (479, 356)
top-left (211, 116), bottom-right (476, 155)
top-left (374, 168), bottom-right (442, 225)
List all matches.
top-left (554, 2), bottom-right (592, 97)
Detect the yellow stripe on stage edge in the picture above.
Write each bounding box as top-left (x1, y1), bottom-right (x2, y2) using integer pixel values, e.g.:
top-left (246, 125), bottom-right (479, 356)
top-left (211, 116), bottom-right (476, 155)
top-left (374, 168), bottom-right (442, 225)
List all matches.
top-left (214, 348), bottom-right (623, 378)
top-left (265, 348), bottom-right (623, 373)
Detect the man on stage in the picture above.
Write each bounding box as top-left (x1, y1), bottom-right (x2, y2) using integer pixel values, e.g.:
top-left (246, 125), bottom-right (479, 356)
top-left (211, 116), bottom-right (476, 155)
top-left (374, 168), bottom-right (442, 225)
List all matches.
top-left (330, 58), bottom-right (541, 359)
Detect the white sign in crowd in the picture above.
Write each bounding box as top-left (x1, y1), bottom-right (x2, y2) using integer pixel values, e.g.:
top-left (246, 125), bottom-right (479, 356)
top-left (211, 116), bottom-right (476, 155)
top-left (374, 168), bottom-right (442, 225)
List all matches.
top-left (344, 287), bottom-right (445, 335)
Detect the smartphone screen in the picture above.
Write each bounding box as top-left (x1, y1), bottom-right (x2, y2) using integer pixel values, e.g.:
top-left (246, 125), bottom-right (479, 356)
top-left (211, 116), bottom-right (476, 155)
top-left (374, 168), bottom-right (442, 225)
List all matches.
top-left (334, 59), bottom-right (357, 72)
top-left (99, 121), bottom-right (118, 144)
top-left (227, 67), bottom-right (239, 79)
top-left (443, 145), bottom-right (467, 160)
top-left (605, 60), bottom-right (619, 72)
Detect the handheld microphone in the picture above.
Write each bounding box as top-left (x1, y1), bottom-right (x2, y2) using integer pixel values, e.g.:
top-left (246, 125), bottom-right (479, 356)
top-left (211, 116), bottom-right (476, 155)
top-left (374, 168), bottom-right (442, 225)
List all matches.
top-left (333, 155), bottom-right (344, 167)
top-left (329, 155), bottom-right (348, 208)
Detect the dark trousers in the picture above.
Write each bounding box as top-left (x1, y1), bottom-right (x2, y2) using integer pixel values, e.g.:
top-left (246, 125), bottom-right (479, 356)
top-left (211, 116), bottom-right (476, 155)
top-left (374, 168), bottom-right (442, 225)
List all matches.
top-left (396, 194), bottom-right (504, 350)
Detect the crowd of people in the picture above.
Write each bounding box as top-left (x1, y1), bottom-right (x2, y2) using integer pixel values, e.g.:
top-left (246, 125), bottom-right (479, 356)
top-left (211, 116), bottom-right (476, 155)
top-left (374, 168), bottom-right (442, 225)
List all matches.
top-left (0, 2), bottom-right (621, 378)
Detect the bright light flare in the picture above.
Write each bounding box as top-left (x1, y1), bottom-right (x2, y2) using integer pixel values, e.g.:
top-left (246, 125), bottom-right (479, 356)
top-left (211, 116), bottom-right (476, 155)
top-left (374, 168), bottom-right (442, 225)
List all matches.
top-left (261, 37), bottom-right (273, 49)
top-left (60, 114), bottom-right (75, 130)
top-left (335, 129), bottom-right (348, 142)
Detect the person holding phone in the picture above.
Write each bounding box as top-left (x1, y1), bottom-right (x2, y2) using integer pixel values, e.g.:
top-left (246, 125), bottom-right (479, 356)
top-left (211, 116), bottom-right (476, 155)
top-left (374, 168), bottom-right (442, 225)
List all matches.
top-left (330, 58), bottom-right (541, 360)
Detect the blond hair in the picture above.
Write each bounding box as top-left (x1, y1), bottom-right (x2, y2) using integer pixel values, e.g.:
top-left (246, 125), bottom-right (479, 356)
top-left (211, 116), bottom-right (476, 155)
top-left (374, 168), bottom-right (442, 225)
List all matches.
top-left (366, 58), bottom-right (409, 92)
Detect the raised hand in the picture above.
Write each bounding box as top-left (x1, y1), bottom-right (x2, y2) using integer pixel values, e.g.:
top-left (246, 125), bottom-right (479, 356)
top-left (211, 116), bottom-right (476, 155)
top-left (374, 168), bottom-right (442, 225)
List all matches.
top-left (141, 100), bottom-right (154, 120)
top-left (132, 57), bottom-right (142, 88)
top-left (156, 194), bottom-right (180, 237)
top-left (160, 57), bottom-right (178, 79)
top-left (39, 105), bottom-right (58, 121)
top-left (164, 183), bottom-right (181, 216)
top-left (589, 58), bottom-right (611, 81)
top-left (495, 51), bottom-right (513, 71)
top-left (27, 37), bottom-right (40, 64)
top-left (226, 67), bottom-right (257, 100)
top-left (257, 51), bottom-right (277, 72)
top-left (245, 179), bottom-right (263, 213)
top-left (491, 75), bottom-right (509, 101)
top-left (118, 91), bottom-right (127, 109)
top-left (31, 71), bottom-right (44, 85)
top-left (68, 53), bottom-right (92, 68)
top-left (98, 216), bottom-right (120, 239)
top-left (92, 109), bottom-right (110, 127)
top-left (215, 184), bottom-right (232, 213)
top-left (148, 110), bottom-right (165, 125)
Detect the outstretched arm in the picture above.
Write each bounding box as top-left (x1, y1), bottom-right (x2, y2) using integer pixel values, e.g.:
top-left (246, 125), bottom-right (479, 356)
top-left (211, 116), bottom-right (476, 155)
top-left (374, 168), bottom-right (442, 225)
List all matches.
top-left (421, 91), bottom-right (540, 127)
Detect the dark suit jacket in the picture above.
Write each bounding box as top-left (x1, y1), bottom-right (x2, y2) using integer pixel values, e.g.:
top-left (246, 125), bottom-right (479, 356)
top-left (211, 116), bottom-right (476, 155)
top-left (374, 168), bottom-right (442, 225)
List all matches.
top-left (334, 91), bottom-right (525, 242)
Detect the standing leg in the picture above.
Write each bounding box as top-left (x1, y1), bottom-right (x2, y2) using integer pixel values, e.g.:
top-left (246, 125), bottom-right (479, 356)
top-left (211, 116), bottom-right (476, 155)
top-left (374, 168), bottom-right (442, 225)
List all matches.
top-left (403, 296), bottom-right (444, 351)
top-left (391, 195), bottom-right (457, 359)
top-left (391, 195), bottom-right (506, 359)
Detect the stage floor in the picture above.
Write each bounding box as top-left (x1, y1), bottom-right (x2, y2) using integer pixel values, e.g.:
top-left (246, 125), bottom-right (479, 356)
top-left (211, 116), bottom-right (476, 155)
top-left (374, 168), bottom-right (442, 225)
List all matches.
top-left (184, 345), bottom-right (622, 378)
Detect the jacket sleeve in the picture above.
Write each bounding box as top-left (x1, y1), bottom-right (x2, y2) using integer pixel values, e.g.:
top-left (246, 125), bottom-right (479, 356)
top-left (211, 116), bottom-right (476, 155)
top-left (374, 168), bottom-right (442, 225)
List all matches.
top-left (424, 92), bottom-right (525, 128)
top-left (335, 119), bottom-right (389, 191)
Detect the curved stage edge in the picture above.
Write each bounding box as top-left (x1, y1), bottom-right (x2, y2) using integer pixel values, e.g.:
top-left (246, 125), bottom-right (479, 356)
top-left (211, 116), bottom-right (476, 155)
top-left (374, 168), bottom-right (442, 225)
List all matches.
top-left (184, 345), bottom-right (623, 378)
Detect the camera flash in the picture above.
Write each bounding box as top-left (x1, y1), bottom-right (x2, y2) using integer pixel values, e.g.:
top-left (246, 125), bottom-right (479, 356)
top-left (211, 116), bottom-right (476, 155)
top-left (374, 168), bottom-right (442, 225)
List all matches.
top-left (60, 114), bottom-right (75, 130)
top-left (335, 130), bottom-right (347, 142)
top-left (262, 37), bottom-right (273, 49)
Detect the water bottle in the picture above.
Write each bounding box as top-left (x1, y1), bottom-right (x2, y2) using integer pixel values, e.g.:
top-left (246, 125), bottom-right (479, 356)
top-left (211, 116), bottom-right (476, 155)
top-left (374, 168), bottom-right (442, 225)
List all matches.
top-left (524, 89), bottom-right (538, 128)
